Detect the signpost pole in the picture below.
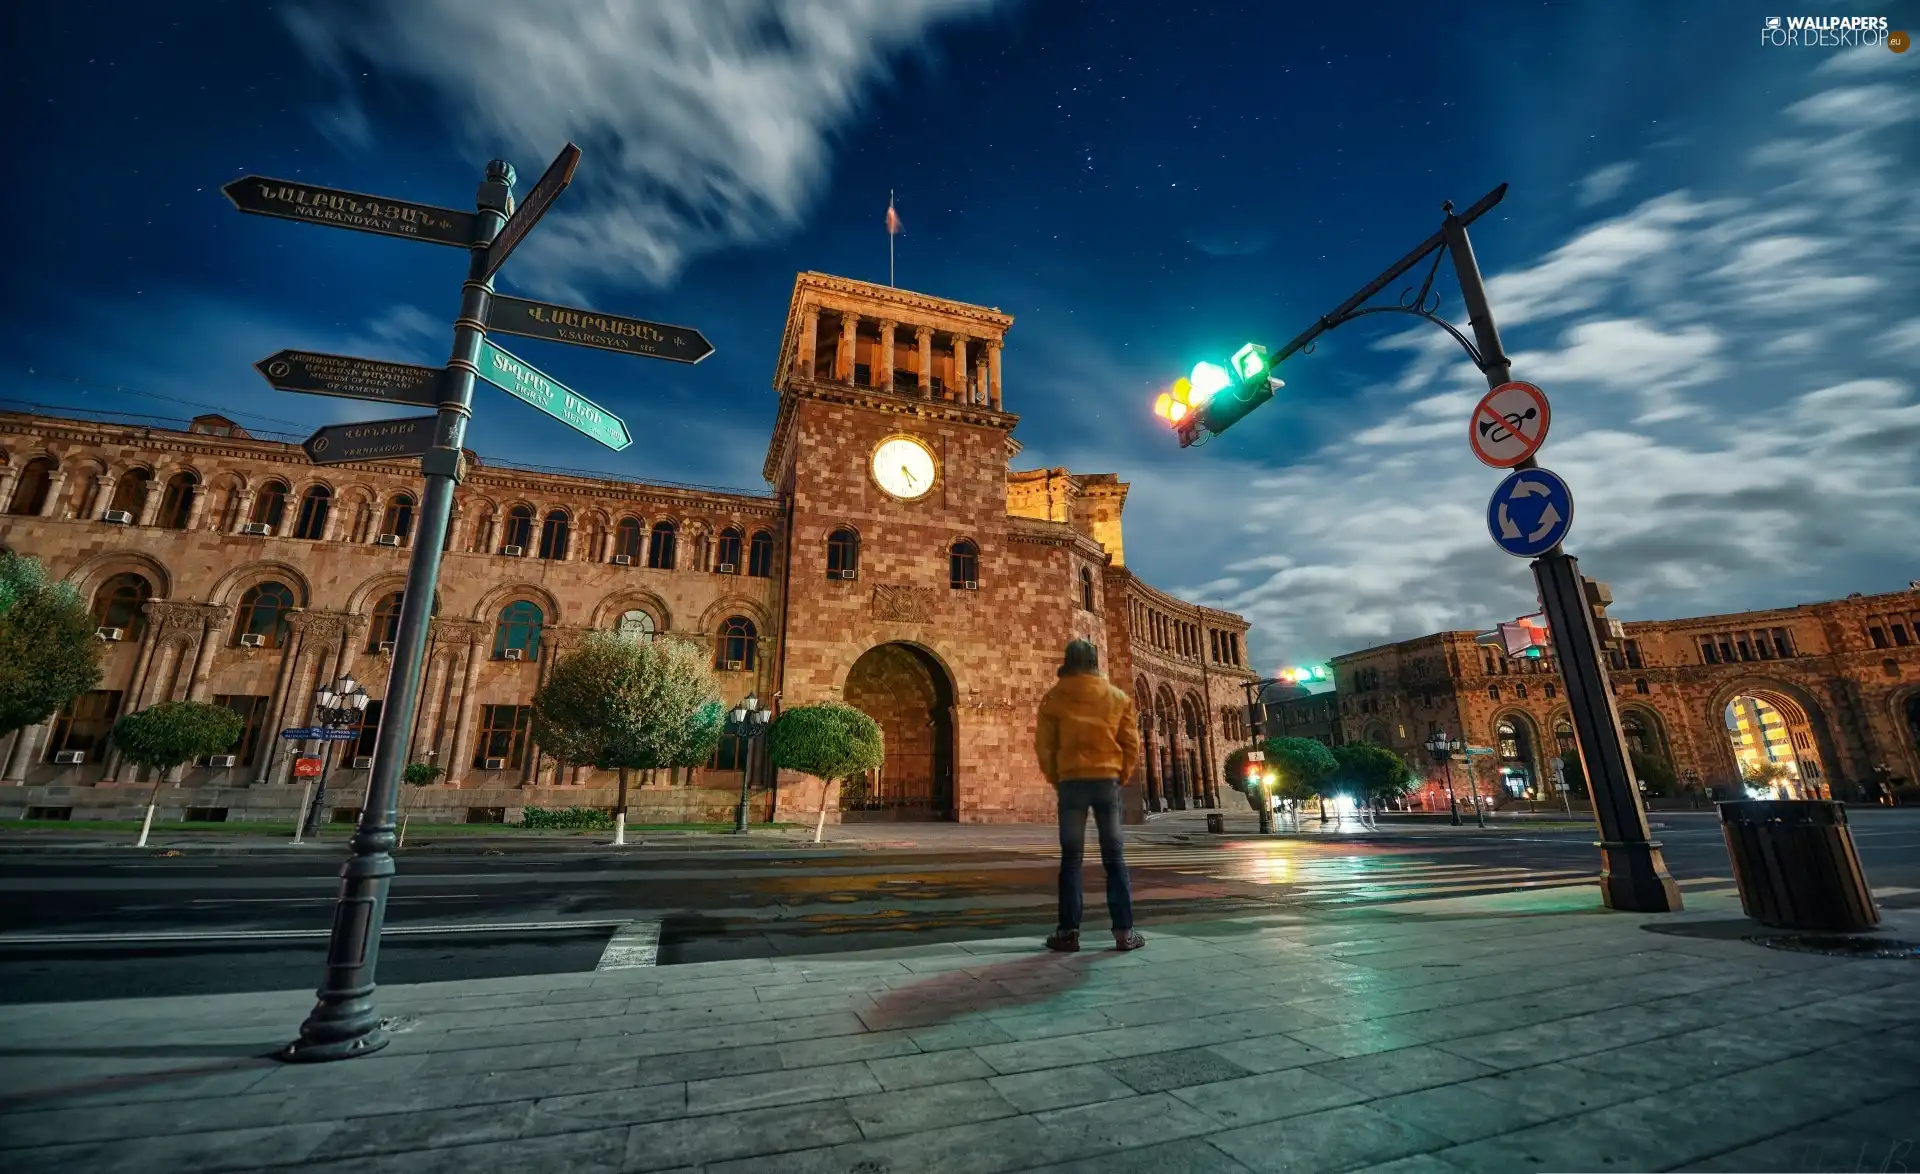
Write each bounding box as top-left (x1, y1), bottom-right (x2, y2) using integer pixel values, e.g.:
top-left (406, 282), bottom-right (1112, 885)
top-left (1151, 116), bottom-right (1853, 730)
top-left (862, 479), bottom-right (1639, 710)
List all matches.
top-left (1441, 204), bottom-right (1681, 912)
top-left (285, 159), bottom-right (515, 1062)
top-left (300, 740), bottom-right (335, 841)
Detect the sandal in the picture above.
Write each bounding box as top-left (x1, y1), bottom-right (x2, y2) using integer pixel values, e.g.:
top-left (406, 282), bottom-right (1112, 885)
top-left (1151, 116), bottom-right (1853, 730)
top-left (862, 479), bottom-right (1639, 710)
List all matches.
top-left (1114, 930), bottom-right (1146, 952)
top-left (1045, 929), bottom-right (1080, 952)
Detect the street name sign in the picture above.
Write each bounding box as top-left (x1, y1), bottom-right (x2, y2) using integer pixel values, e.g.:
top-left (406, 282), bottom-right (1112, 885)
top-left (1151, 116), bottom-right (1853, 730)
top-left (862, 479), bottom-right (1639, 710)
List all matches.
top-left (1465, 746), bottom-right (1496, 756)
top-left (303, 416), bottom-right (437, 465)
top-left (222, 177), bottom-right (474, 247)
top-left (1469, 381), bottom-right (1551, 468)
top-left (256, 350), bottom-right (443, 408)
top-left (280, 728), bottom-right (357, 741)
top-left (487, 294), bottom-right (715, 364)
top-left (281, 727), bottom-right (322, 741)
top-left (484, 142), bottom-right (580, 279)
top-left (1487, 467), bottom-right (1574, 558)
top-left (476, 339), bottom-right (632, 451)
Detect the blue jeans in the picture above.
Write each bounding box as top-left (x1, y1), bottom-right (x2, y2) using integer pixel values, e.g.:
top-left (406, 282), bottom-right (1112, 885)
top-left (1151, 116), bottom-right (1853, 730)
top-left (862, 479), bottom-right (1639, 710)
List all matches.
top-left (1057, 779), bottom-right (1133, 933)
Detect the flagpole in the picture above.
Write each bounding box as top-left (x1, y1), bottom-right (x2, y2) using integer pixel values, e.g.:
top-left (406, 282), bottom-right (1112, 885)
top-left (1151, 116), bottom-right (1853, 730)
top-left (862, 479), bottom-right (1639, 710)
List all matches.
top-left (889, 189), bottom-right (895, 287)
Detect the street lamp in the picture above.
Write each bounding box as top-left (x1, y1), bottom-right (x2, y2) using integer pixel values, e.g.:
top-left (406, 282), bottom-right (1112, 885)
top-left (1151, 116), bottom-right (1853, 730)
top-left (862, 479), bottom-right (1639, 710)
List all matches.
top-left (1425, 730), bottom-right (1464, 827)
top-left (300, 675), bottom-right (371, 840)
top-left (727, 692), bottom-right (774, 834)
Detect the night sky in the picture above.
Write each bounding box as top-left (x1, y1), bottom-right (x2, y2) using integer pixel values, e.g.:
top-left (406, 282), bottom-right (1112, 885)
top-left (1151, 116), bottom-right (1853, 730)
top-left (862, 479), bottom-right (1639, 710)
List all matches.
top-left (4, 0), bottom-right (1916, 672)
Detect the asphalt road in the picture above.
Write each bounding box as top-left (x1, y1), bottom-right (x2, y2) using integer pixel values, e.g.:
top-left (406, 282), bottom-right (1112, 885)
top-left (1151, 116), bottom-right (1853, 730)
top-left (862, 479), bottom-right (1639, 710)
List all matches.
top-left (3, 810), bottom-right (1917, 1004)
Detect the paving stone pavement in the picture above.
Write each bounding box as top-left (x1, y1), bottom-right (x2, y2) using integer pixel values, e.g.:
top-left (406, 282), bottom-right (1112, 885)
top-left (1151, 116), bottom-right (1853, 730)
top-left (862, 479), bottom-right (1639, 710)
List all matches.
top-left (0, 889), bottom-right (1915, 1173)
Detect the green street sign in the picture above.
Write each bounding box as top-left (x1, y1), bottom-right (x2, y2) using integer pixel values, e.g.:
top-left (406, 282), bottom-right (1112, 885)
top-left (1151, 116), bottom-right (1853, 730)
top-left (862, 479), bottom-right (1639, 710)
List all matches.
top-left (475, 339), bottom-right (631, 451)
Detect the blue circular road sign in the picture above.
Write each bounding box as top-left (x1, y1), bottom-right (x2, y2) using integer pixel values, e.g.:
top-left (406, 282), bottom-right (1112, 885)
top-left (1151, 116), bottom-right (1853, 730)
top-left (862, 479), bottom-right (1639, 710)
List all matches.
top-left (1487, 467), bottom-right (1574, 557)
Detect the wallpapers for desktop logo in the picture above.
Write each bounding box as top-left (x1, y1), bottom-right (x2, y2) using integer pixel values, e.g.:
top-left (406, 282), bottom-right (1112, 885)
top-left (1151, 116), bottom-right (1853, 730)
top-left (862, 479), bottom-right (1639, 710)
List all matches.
top-left (1760, 14), bottom-right (1903, 49)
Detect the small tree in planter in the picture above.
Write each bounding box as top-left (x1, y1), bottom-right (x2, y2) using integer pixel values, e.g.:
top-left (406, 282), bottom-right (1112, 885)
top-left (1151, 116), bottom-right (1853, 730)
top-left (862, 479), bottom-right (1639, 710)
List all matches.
top-left (109, 701), bottom-right (244, 847)
top-left (0, 551), bottom-right (102, 740)
top-left (1331, 741), bottom-right (1418, 822)
top-left (396, 761), bottom-right (445, 848)
top-left (1262, 736), bottom-right (1337, 822)
top-left (766, 703), bottom-right (883, 842)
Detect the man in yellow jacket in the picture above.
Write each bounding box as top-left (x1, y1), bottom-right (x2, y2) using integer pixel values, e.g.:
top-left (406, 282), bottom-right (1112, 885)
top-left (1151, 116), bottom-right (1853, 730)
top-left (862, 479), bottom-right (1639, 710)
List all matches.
top-left (1034, 639), bottom-right (1145, 952)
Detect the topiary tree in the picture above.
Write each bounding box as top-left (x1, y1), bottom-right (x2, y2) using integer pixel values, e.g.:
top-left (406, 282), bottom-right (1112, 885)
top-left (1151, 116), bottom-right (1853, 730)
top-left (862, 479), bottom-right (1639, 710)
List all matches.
top-left (1263, 735), bottom-right (1337, 816)
top-left (110, 700), bottom-right (245, 846)
top-left (767, 702), bottom-right (884, 841)
top-left (396, 760), bottom-right (445, 848)
top-left (1330, 741), bottom-right (1418, 810)
top-left (0, 551), bottom-right (102, 738)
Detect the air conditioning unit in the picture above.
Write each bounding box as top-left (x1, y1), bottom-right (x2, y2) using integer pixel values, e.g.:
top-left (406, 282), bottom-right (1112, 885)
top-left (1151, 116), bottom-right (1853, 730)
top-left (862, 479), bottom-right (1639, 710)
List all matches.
top-left (831, 568), bottom-right (858, 581)
top-left (97, 626), bottom-right (125, 642)
top-left (238, 633), bottom-right (267, 648)
top-left (502, 544), bottom-right (525, 557)
top-left (377, 641), bottom-right (395, 655)
top-left (716, 563), bottom-right (736, 574)
top-left (102, 510), bottom-right (134, 525)
top-left (611, 554), bottom-right (633, 566)
top-left (53, 751), bottom-right (86, 765)
top-left (724, 660), bottom-right (745, 672)
top-left (502, 647), bottom-right (525, 661)
top-left (206, 755), bottom-right (239, 768)
top-left (375, 534), bottom-right (401, 547)
top-left (351, 756), bottom-right (374, 770)
top-left (483, 757), bottom-right (507, 771)
top-left (963, 580), bottom-right (980, 591)
top-left (240, 522), bottom-right (272, 536)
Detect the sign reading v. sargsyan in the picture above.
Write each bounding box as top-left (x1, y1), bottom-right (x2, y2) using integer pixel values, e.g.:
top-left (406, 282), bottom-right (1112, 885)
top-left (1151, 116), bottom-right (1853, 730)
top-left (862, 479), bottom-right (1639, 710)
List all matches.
top-left (223, 177), bottom-right (476, 247)
top-left (487, 294), bottom-right (715, 364)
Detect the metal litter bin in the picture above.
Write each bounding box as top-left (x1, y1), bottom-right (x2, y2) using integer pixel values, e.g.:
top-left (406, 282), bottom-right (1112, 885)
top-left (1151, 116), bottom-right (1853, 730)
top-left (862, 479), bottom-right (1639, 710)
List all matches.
top-left (1206, 813), bottom-right (1226, 834)
top-left (1718, 799), bottom-right (1878, 932)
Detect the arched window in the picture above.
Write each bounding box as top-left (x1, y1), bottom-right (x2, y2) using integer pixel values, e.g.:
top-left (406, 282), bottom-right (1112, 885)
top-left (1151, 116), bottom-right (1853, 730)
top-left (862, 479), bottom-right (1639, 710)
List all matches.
top-left (747, 529), bottom-right (775, 578)
top-left (827, 528), bottom-right (859, 579)
top-left (616, 609), bottom-right (655, 641)
top-left (157, 471), bottom-right (197, 530)
top-left (1080, 566), bottom-right (1096, 611)
top-left (538, 510), bottom-right (570, 560)
top-left (715, 527), bottom-right (743, 574)
top-left (7, 457), bottom-right (55, 516)
top-left (493, 600), bottom-right (544, 660)
top-left (614, 517), bottom-right (644, 563)
top-left (716, 616), bottom-right (756, 671)
top-left (381, 494), bottom-right (415, 542)
top-left (91, 573), bottom-right (151, 639)
top-left (1634, 677), bottom-right (1650, 694)
top-left (1553, 716), bottom-right (1576, 757)
top-left (503, 505), bottom-right (535, 553)
top-left (949, 539), bottom-right (979, 589)
top-left (368, 591), bottom-right (405, 651)
top-left (648, 520), bottom-right (677, 569)
top-left (234, 582), bottom-right (295, 648)
top-left (251, 480), bottom-right (289, 530)
top-left (292, 486), bottom-right (331, 540)
top-left (108, 468), bottom-right (151, 517)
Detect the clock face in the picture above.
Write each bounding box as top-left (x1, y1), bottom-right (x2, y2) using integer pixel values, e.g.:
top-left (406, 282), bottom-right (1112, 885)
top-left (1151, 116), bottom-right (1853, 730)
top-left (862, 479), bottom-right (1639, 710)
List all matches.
top-left (872, 435), bottom-right (936, 500)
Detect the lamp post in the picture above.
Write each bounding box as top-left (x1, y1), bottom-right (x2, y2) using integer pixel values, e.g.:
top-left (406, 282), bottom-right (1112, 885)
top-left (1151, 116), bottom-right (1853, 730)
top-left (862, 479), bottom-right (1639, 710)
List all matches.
top-left (300, 676), bottom-right (371, 840)
top-left (1425, 731), bottom-right (1463, 826)
top-left (728, 692), bottom-right (774, 834)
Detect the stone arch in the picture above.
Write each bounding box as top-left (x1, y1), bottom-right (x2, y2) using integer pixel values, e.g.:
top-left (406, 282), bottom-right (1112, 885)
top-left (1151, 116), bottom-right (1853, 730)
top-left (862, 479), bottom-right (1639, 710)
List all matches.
top-left (1132, 673), bottom-right (1162, 809)
top-left (208, 561), bottom-right (312, 609)
top-left (1361, 722), bottom-right (1389, 745)
top-left (1705, 677), bottom-right (1845, 797)
top-left (1490, 708), bottom-right (1544, 799)
top-left (1153, 685), bottom-right (1184, 809)
top-left (590, 590), bottom-right (674, 633)
top-left (839, 641), bottom-right (956, 821)
top-left (62, 550), bottom-right (175, 601)
top-left (696, 596), bottom-right (773, 635)
top-left (1180, 691), bottom-right (1212, 807)
top-left (345, 572), bottom-right (412, 615)
top-left (472, 582), bottom-right (563, 626)
top-left (1890, 684), bottom-right (1920, 789)
top-left (1617, 703), bottom-right (1674, 766)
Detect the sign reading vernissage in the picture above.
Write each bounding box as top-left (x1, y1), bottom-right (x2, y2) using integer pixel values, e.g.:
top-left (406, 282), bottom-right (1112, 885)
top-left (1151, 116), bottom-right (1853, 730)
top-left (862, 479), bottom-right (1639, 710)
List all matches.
top-left (222, 177), bottom-right (475, 247)
top-left (303, 416), bottom-right (437, 465)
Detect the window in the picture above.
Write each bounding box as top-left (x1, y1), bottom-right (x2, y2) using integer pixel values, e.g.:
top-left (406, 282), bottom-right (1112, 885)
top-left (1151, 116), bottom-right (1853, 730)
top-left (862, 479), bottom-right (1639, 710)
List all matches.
top-left (1892, 623), bottom-right (1911, 647)
top-left (1773, 630), bottom-right (1794, 658)
top-left (368, 592), bottom-right (404, 651)
top-left (1544, 683), bottom-right (1556, 699)
top-left (1624, 640), bottom-right (1643, 669)
top-left (614, 516), bottom-right (644, 562)
top-left (1488, 685), bottom-right (1500, 700)
top-left (1553, 716), bottom-right (1576, 757)
top-left (473, 705), bottom-right (533, 769)
top-left (1737, 639), bottom-right (1754, 661)
top-left (648, 520), bottom-right (677, 569)
top-left (109, 469), bottom-right (151, 516)
top-left (45, 690), bottom-right (123, 760)
top-left (714, 527), bottom-right (743, 573)
top-left (1516, 683), bottom-right (1528, 699)
top-left (503, 505), bottom-right (535, 553)
top-left (212, 694), bottom-right (271, 766)
top-left (538, 510), bottom-right (570, 560)
top-left (950, 539), bottom-right (979, 588)
top-left (1718, 641), bottom-right (1735, 663)
top-left (616, 609), bottom-right (655, 641)
top-left (1883, 659), bottom-right (1901, 678)
top-left (381, 494), bottom-right (415, 541)
top-left (709, 731), bottom-right (748, 771)
top-left (493, 601), bottom-right (544, 660)
top-left (351, 700), bottom-right (383, 761)
top-left (1080, 567), bottom-right (1096, 611)
top-left (1700, 639), bottom-right (1720, 665)
top-left (293, 485), bottom-right (331, 540)
top-left (7, 456), bottom-right (56, 515)
top-left (157, 471), bottom-right (197, 530)
top-left (252, 480), bottom-right (289, 529)
top-left (1870, 626), bottom-right (1889, 649)
top-left (92, 573), bottom-right (152, 639)
top-left (1210, 631), bottom-right (1221, 662)
top-left (748, 529), bottom-right (775, 578)
top-left (826, 528), bottom-right (859, 578)
top-left (1635, 678), bottom-right (1650, 695)
top-left (716, 616), bottom-right (756, 671)
top-left (234, 582), bottom-right (296, 648)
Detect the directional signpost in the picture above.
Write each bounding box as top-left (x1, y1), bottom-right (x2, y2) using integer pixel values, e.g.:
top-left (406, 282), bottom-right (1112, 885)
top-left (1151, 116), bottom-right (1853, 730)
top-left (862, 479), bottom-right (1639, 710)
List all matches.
top-left (476, 339), bottom-right (632, 451)
top-left (484, 143), bottom-right (580, 279)
top-left (223, 177), bottom-right (475, 247)
top-left (303, 417), bottom-right (437, 465)
top-left (1468, 381), bottom-right (1551, 468)
top-left (255, 350), bottom-right (442, 408)
top-left (487, 294), bottom-right (714, 364)
top-left (1487, 467), bottom-right (1574, 558)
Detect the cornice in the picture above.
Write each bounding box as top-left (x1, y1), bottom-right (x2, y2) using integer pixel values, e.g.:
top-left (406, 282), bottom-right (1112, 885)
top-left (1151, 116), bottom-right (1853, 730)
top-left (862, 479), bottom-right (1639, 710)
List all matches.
top-left (795, 272), bottom-right (1015, 329)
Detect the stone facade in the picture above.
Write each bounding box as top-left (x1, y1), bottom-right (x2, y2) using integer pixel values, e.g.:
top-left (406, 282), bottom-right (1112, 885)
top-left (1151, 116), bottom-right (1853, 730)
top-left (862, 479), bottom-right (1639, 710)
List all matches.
top-left (0, 271), bottom-right (1255, 824)
top-left (1263, 587), bottom-right (1920, 807)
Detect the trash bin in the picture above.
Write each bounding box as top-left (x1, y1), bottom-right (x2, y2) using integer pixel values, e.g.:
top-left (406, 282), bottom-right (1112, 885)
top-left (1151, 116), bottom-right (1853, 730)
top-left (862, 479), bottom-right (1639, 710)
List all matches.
top-left (1206, 812), bottom-right (1226, 834)
top-left (1718, 800), bottom-right (1879, 932)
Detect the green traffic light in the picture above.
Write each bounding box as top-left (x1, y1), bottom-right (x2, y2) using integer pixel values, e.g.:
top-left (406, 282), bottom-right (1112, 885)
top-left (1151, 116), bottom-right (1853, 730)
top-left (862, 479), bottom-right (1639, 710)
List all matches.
top-left (1187, 361), bottom-right (1231, 406)
top-left (1230, 342), bottom-right (1269, 382)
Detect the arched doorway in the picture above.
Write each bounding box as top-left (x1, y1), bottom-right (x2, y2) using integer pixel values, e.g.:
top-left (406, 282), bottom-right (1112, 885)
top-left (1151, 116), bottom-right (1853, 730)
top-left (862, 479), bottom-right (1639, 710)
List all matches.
top-left (1494, 714), bottom-right (1540, 800)
top-left (1618, 706), bottom-right (1677, 797)
top-left (841, 643), bottom-right (955, 820)
top-left (1722, 689), bottom-right (1831, 799)
top-left (1155, 687), bottom-right (1182, 809)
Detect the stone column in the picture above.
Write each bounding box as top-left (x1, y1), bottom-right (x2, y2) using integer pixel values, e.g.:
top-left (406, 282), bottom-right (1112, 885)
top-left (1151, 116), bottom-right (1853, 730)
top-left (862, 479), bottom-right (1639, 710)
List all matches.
top-left (411, 647), bottom-right (450, 764)
top-left (600, 529), bottom-right (615, 562)
top-left (137, 478), bottom-right (163, 526)
top-left (974, 356), bottom-right (989, 405)
top-left (796, 306), bottom-right (818, 381)
top-left (229, 489), bottom-right (255, 533)
top-left (447, 638), bottom-right (487, 785)
top-left (185, 484), bottom-right (209, 531)
top-left (877, 320), bottom-right (897, 393)
top-left (254, 622), bottom-right (307, 784)
top-left (3, 724), bottom-right (46, 782)
top-left (0, 467), bottom-right (17, 511)
top-left (838, 313), bottom-right (858, 384)
top-left (949, 335), bottom-right (968, 403)
top-left (988, 341), bottom-right (1003, 410)
top-left (182, 609), bottom-right (229, 702)
top-left (916, 327), bottom-right (933, 397)
top-left (318, 497), bottom-right (340, 542)
top-left (91, 474), bottom-right (119, 521)
top-left (38, 469), bottom-right (69, 519)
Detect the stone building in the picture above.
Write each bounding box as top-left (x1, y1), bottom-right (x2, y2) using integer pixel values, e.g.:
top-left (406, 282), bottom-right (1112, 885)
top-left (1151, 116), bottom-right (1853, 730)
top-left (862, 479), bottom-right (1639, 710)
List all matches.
top-left (1263, 586), bottom-right (1920, 808)
top-left (0, 272), bottom-right (1256, 824)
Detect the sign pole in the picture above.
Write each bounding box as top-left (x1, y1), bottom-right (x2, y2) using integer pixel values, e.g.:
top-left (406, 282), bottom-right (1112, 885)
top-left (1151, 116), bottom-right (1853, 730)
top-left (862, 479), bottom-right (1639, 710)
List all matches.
top-left (1441, 203), bottom-right (1681, 912)
top-left (285, 158), bottom-right (515, 1062)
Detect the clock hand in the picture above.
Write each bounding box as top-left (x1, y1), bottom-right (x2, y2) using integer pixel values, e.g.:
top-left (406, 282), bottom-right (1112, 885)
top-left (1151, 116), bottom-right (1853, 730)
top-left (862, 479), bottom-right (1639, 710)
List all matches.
top-left (901, 465), bottom-right (917, 487)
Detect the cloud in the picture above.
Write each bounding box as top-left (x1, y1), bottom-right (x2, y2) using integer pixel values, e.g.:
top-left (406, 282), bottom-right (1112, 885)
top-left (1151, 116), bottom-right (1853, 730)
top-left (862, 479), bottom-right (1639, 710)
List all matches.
top-left (285, 0), bottom-right (1001, 297)
top-left (1786, 84), bottom-right (1919, 130)
top-left (1576, 161), bottom-right (1637, 207)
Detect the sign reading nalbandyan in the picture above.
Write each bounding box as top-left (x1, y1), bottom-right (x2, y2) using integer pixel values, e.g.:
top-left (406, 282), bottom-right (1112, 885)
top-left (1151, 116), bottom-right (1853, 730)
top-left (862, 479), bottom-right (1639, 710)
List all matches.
top-left (222, 177), bottom-right (475, 246)
top-left (487, 295), bottom-right (714, 364)
top-left (475, 340), bottom-right (632, 451)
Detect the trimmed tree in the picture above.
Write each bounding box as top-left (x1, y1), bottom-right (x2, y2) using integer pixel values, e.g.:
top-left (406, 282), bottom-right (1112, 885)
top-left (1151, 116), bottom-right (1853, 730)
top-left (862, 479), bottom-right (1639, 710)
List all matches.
top-left (397, 761), bottom-right (445, 848)
top-left (1263, 735), bottom-right (1337, 806)
top-left (0, 551), bottom-right (102, 738)
top-left (110, 701), bottom-right (245, 845)
top-left (766, 703), bottom-right (884, 841)
top-left (1330, 741), bottom-right (1418, 809)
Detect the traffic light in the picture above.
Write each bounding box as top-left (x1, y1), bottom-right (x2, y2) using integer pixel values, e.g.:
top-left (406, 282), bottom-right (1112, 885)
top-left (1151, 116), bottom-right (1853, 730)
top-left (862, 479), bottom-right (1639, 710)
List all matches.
top-left (1152, 344), bottom-right (1284, 447)
top-left (1476, 616), bottom-right (1551, 658)
top-left (1276, 664), bottom-right (1328, 685)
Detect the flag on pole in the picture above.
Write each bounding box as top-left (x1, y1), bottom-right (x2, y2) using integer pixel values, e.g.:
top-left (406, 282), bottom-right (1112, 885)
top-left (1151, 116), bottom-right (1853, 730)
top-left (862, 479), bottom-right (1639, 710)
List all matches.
top-left (886, 193), bottom-right (902, 236)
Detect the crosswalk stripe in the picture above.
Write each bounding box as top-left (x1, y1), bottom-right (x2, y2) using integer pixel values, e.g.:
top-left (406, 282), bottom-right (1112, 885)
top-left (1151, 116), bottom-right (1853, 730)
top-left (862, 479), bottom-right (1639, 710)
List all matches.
top-left (595, 920), bottom-right (661, 970)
